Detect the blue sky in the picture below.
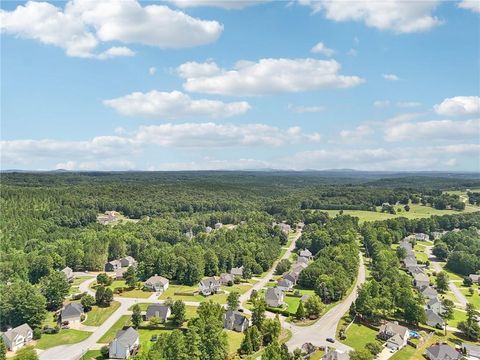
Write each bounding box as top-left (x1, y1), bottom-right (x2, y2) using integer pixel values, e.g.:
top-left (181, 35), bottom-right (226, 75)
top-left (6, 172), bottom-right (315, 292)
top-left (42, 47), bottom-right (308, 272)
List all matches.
top-left (1, 0), bottom-right (479, 171)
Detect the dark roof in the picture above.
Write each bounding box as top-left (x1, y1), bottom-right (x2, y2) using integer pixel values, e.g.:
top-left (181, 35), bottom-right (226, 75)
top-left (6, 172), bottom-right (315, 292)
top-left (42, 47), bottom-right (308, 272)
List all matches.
top-left (115, 327), bottom-right (139, 347)
top-left (146, 304), bottom-right (170, 320)
top-left (266, 287), bottom-right (283, 301)
top-left (200, 277), bottom-right (220, 287)
top-left (224, 310), bottom-right (248, 329)
top-left (2, 324), bottom-right (32, 342)
top-left (62, 303), bottom-right (84, 318)
top-left (426, 344), bottom-right (461, 360)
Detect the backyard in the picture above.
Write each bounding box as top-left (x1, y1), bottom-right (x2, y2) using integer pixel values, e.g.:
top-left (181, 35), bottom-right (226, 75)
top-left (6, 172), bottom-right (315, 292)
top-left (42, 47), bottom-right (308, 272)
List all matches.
top-left (83, 301), bottom-right (121, 326)
top-left (36, 329), bottom-right (92, 349)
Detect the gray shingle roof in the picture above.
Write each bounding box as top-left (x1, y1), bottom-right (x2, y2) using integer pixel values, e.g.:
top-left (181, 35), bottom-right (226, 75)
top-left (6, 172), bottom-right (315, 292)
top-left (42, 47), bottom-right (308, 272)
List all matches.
top-left (61, 303), bottom-right (84, 318)
top-left (266, 287), bottom-right (283, 301)
top-left (224, 310), bottom-right (248, 330)
top-left (115, 327), bottom-right (139, 347)
top-left (2, 324), bottom-right (32, 342)
top-left (146, 304), bottom-right (170, 320)
top-left (145, 275), bottom-right (169, 287)
top-left (426, 344), bottom-right (461, 360)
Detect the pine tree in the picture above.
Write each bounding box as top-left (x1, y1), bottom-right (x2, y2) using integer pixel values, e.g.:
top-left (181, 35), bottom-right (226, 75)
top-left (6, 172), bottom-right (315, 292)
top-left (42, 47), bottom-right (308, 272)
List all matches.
top-left (295, 301), bottom-right (306, 320)
top-left (131, 304), bottom-right (142, 328)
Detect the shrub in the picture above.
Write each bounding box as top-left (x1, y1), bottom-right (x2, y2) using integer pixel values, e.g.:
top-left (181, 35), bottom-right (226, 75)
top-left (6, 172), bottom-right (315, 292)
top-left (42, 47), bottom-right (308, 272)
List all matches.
top-left (33, 328), bottom-right (42, 340)
top-left (100, 345), bottom-right (109, 358)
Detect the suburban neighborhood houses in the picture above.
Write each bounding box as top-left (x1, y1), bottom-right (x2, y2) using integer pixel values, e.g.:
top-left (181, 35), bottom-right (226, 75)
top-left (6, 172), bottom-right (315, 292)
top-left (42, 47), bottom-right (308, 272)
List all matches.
top-left (1, 324), bottom-right (33, 352)
top-left (108, 327), bottom-right (139, 359)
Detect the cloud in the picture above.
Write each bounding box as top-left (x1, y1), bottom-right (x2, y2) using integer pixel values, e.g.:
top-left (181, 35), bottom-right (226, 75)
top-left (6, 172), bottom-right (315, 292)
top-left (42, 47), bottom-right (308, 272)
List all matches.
top-left (177, 58), bottom-right (364, 96)
top-left (336, 125), bottom-right (373, 143)
top-left (434, 96), bottom-right (480, 116)
top-left (56, 160), bottom-right (135, 171)
top-left (0, 0), bottom-right (223, 58)
top-left (152, 158), bottom-right (271, 171)
top-left (347, 48), bottom-right (357, 57)
top-left (148, 67), bottom-right (157, 76)
top-left (458, 0), bottom-right (480, 13)
top-left (383, 73), bottom-right (400, 81)
top-left (397, 101), bottom-right (421, 108)
top-left (298, 0), bottom-right (442, 33)
top-left (311, 42), bottom-right (335, 56)
top-left (167, 0), bottom-right (266, 9)
top-left (288, 104), bottom-right (325, 113)
top-left (104, 90), bottom-right (251, 119)
top-left (385, 118), bottom-right (480, 142)
top-left (374, 100), bottom-right (390, 108)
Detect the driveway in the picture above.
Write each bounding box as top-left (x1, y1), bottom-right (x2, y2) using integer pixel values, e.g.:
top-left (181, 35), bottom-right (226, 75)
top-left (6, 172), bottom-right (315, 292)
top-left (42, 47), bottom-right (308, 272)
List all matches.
top-left (425, 246), bottom-right (467, 308)
top-left (285, 253), bottom-right (366, 352)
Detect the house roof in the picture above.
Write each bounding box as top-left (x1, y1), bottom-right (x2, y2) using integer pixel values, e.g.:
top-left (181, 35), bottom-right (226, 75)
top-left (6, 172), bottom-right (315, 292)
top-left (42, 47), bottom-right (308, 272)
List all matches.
top-left (414, 273), bottom-right (430, 283)
top-left (277, 279), bottom-right (293, 287)
top-left (322, 349), bottom-right (350, 360)
top-left (296, 256), bottom-right (309, 264)
top-left (200, 277), bottom-right (220, 287)
top-left (266, 287), bottom-right (283, 301)
top-left (387, 333), bottom-right (404, 347)
top-left (220, 273), bottom-right (234, 282)
top-left (146, 304), bottom-right (170, 320)
top-left (300, 249), bottom-right (312, 257)
top-left (283, 271), bottom-right (299, 282)
top-left (61, 267), bottom-right (73, 275)
top-left (107, 260), bottom-right (122, 267)
top-left (145, 275), bottom-right (169, 286)
top-left (121, 256), bottom-right (136, 263)
top-left (224, 310), bottom-right (248, 328)
top-left (421, 286), bottom-right (438, 298)
top-left (379, 321), bottom-right (409, 340)
top-left (426, 344), bottom-right (461, 360)
top-left (230, 266), bottom-right (244, 276)
top-left (425, 309), bottom-right (444, 325)
top-left (462, 343), bottom-right (480, 358)
top-left (114, 327), bottom-right (139, 348)
top-left (62, 303), bottom-right (84, 318)
top-left (2, 323), bottom-right (32, 342)
top-left (469, 274), bottom-right (480, 281)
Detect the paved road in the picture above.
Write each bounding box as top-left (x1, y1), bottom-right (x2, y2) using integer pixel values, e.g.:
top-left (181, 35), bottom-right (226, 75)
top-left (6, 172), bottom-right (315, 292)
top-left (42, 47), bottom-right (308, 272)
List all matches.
top-left (239, 225), bottom-right (303, 305)
top-left (285, 253), bottom-right (366, 352)
top-left (425, 246), bottom-right (467, 308)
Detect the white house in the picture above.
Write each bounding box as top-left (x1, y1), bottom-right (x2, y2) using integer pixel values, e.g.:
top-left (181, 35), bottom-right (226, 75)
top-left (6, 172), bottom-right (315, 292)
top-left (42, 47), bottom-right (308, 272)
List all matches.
top-left (277, 278), bottom-right (294, 292)
top-left (1, 324), bottom-right (33, 352)
top-left (265, 287), bottom-right (284, 308)
top-left (230, 266), bottom-right (244, 277)
top-left (378, 321), bottom-right (409, 351)
top-left (109, 327), bottom-right (139, 359)
top-left (61, 267), bottom-right (74, 282)
top-left (199, 277), bottom-right (221, 296)
top-left (145, 304), bottom-right (171, 322)
top-left (144, 275), bottom-right (169, 292)
top-left (299, 249), bottom-right (313, 260)
top-left (61, 303), bottom-right (84, 325)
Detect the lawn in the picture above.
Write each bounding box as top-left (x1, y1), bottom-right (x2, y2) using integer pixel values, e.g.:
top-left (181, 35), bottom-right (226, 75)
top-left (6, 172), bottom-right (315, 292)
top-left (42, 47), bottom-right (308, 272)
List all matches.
top-left (437, 265), bottom-right (465, 281)
top-left (459, 286), bottom-right (480, 308)
top-left (91, 280), bottom-right (152, 298)
top-left (324, 203), bottom-right (477, 223)
top-left (83, 301), bottom-right (121, 326)
top-left (449, 309), bottom-right (467, 329)
top-left (138, 328), bottom-right (173, 354)
top-left (158, 284), bottom-right (229, 304)
top-left (226, 330), bottom-right (244, 354)
top-left (310, 351), bottom-right (324, 360)
top-left (342, 321), bottom-right (380, 351)
top-left (128, 303), bottom-right (198, 320)
top-left (81, 350), bottom-right (102, 360)
top-left (72, 276), bottom-right (93, 286)
top-left (98, 315), bottom-right (131, 343)
top-left (415, 251), bottom-right (429, 263)
top-left (36, 329), bottom-right (92, 349)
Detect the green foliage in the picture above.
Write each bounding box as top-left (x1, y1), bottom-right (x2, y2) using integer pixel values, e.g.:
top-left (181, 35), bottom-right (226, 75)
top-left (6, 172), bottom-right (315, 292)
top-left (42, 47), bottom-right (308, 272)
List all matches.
top-left (171, 300), bottom-right (186, 326)
top-left (275, 259), bottom-right (291, 275)
top-left (435, 271), bottom-right (449, 293)
top-left (12, 347), bottom-right (38, 360)
top-left (123, 267), bottom-right (137, 288)
top-left (261, 316), bottom-right (281, 346)
top-left (226, 291), bottom-right (240, 311)
top-left (39, 271), bottom-right (70, 310)
top-left (0, 337), bottom-right (6, 360)
top-left (80, 294), bottom-right (95, 312)
top-left (96, 273), bottom-right (111, 287)
top-left (349, 349), bottom-right (374, 360)
top-left (252, 298), bottom-right (267, 329)
top-left (365, 342), bottom-right (382, 356)
top-left (295, 301), bottom-right (305, 320)
top-left (131, 304), bottom-right (142, 328)
top-left (304, 294), bottom-right (324, 319)
top-left (458, 303), bottom-right (480, 341)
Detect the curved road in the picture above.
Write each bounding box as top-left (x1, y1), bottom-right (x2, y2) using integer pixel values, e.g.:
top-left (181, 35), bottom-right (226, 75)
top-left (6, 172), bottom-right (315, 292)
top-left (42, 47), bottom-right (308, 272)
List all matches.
top-left (285, 254), bottom-right (366, 352)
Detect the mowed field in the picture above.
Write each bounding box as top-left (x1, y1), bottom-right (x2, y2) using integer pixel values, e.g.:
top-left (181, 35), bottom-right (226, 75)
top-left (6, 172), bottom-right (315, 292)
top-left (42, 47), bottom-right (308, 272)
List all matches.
top-left (324, 203), bottom-right (479, 223)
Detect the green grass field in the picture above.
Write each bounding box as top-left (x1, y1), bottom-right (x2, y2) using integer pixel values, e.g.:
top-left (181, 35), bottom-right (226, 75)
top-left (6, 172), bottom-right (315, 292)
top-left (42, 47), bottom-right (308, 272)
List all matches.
top-left (449, 309), bottom-right (467, 329)
top-left (342, 321), bottom-right (380, 351)
top-left (72, 276), bottom-right (93, 286)
top-left (460, 286), bottom-right (480, 308)
top-left (226, 330), bottom-right (244, 354)
top-left (98, 315), bottom-right (132, 343)
top-left (91, 280), bottom-right (152, 298)
top-left (324, 203), bottom-right (478, 223)
top-left (83, 301), bottom-right (121, 326)
top-left (36, 329), bottom-right (92, 349)
top-left (80, 350), bottom-right (102, 360)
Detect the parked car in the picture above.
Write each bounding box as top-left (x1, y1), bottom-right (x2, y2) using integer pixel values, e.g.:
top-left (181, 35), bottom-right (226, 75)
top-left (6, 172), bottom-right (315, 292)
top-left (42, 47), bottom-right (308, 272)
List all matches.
top-left (326, 338), bottom-right (335, 343)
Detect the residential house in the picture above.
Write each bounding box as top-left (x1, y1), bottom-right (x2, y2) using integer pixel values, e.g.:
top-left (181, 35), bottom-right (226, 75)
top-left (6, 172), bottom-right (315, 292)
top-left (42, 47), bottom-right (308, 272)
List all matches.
top-left (214, 222), bottom-right (223, 229)
top-left (462, 343), bottom-right (480, 359)
top-left (404, 255), bottom-right (418, 268)
top-left (115, 267), bottom-right (128, 280)
top-left (414, 273), bottom-right (430, 290)
top-left (144, 275), bottom-right (169, 292)
top-left (230, 266), bottom-right (244, 278)
top-left (219, 273), bottom-right (234, 286)
top-left (426, 298), bottom-right (445, 315)
top-left (399, 239), bottom-right (413, 252)
top-left (322, 349), bottom-right (350, 360)
top-left (407, 265), bottom-right (426, 276)
top-left (299, 249), bottom-right (313, 260)
top-left (421, 286), bottom-right (439, 300)
top-left (1, 324), bottom-right (33, 352)
top-left (425, 309), bottom-right (445, 328)
top-left (469, 274), bottom-right (480, 284)
top-left (145, 304), bottom-right (171, 322)
top-left (109, 327), bottom-right (139, 359)
top-left (223, 310), bottom-right (249, 332)
top-left (425, 344), bottom-right (461, 360)
top-left (61, 266), bottom-right (74, 282)
top-left (378, 321), bottom-right (409, 350)
top-left (120, 256), bottom-right (137, 268)
top-left (415, 233), bottom-right (429, 241)
top-left (277, 279), bottom-right (294, 292)
top-left (265, 287), bottom-right (284, 308)
top-left (296, 256), bottom-right (309, 265)
top-left (278, 223), bottom-right (291, 235)
top-left (283, 271), bottom-right (299, 285)
top-left (105, 260), bottom-right (122, 272)
top-left (61, 303), bottom-right (84, 325)
top-left (199, 277), bottom-right (221, 296)
top-left (291, 262), bottom-right (308, 274)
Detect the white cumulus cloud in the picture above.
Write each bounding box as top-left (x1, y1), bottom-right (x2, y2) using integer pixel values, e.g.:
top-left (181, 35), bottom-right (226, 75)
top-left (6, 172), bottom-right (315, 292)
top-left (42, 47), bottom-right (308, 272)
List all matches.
top-left (383, 73), bottom-right (400, 81)
top-left (104, 90), bottom-right (251, 119)
top-left (311, 42), bottom-right (335, 56)
top-left (177, 58), bottom-right (364, 96)
top-left (298, 0), bottom-right (442, 33)
top-left (167, 0), bottom-right (266, 9)
top-left (458, 0), bottom-right (480, 13)
top-left (0, 0), bottom-right (223, 58)
top-left (288, 104), bottom-right (325, 113)
top-left (374, 100), bottom-right (390, 108)
top-left (434, 96), bottom-right (480, 116)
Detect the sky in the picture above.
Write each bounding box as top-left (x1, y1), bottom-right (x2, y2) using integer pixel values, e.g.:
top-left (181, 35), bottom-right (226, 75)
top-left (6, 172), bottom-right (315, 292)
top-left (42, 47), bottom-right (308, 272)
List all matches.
top-left (1, 0), bottom-right (479, 171)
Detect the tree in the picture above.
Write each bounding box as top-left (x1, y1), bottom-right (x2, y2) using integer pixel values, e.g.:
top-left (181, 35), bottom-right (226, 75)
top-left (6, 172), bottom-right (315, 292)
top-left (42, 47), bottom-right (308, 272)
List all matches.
top-left (432, 243), bottom-right (449, 260)
top-left (463, 277), bottom-right (473, 287)
top-left (123, 266), bottom-right (138, 288)
top-left (458, 303), bottom-right (480, 341)
top-left (163, 330), bottom-right (187, 360)
top-left (39, 272), bottom-right (70, 310)
top-left (275, 259), bottom-right (291, 275)
top-left (172, 300), bottom-right (186, 326)
top-left (96, 273), bottom-right (111, 286)
top-left (239, 331), bottom-right (253, 355)
top-left (132, 304), bottom-right (142, 328)
top-left (149, 316), bottom-right (162, 327)
top-left (262, 316), bottom-right (281, 346)
top-left (12, 347), bottom-right (38, 360)
top-left (95, 286), bottom-right (105, 305)
top-left (350, 349), bottom-right (374, 360)
top-left (0, 282), bottom-right (46, 329)
top-left (103, 288), bottom-right (113, 306)
top-left (80, 294), bottom-right (95, 312)
top-left (249, 325), bottom-right (262, 352)
top-left (365, 342), bottom-right (382, 356)
top-left (404, 205), bottom-right (410, 212)
top-left (441, 299), bottom-right (455, 320)
top-left (261, 341), bottom-right (282, 360)
top-left (0, 337), bottom-right (6, 360)
top-left (396, 247), bottom-right (407, 260)
top-left (252, 298), bottom-right (266, 329)
top-left (304, 294), bottom-right (324, 319)
top-left (295, 301), bottom-right (305, 320)
top-left (227, 291), bottom-right (240, 311)
top-left (436, 271), bottom-right (449, 293)
top-left (403, 299), bottom-right (426, 325)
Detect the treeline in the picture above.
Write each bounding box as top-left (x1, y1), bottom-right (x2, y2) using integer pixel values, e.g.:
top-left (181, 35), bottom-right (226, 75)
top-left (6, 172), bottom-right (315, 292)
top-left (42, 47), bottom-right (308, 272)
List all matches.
top-left (295, 216), bottom-right (360, 303)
